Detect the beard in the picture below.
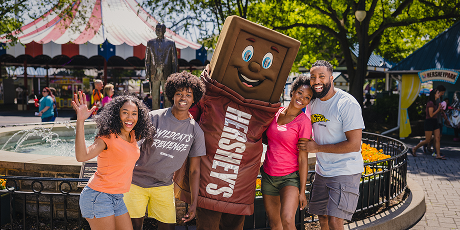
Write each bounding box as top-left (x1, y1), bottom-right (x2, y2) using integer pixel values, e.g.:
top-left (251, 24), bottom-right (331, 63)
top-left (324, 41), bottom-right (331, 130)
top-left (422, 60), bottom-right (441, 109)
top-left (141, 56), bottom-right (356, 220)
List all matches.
top-left (312, 81), bottom-right (332, 99)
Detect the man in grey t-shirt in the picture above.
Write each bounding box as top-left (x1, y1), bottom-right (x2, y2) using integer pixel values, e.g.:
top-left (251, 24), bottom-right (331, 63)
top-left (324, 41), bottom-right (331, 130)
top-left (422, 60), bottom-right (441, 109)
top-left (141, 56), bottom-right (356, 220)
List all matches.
top-left (124, 71), bottom-right (206, 230)
top-left (298, 60), bottom-right (364, 230)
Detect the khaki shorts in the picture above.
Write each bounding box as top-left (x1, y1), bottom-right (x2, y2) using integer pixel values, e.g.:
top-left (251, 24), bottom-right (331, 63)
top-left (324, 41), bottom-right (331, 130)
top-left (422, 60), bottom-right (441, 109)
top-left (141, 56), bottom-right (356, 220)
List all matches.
top-left (123, 183), bottom-right (176, 223)
top-left (308, 173), bottom-right (361, 221)
top-left (261, 167), bottom-right (300, 196)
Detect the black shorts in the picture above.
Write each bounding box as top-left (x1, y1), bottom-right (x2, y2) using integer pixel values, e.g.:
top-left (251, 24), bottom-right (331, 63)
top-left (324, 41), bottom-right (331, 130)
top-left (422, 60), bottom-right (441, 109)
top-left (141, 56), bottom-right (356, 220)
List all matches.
top-left (424, 118), bottom-right (440, 131)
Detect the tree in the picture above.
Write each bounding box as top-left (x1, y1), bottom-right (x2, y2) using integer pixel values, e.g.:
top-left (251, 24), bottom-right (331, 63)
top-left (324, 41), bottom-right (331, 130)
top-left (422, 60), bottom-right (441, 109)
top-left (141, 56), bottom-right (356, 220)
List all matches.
top-left (140, 0), bottom-right (256, 49)
top-left (249, 0), bottom-right (460, 105)
top-left (1, 0), bottom-right (89, 46)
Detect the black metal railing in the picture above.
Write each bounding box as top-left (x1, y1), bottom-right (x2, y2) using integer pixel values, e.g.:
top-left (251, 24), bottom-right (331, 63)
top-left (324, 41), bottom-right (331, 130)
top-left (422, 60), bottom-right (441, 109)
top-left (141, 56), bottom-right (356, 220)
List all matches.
top-left (357, 132), bottom-right (407, 213)
top-left (0, 132), bottom-right (407, 230)
top-left (0, 176), bottom-right (89, 230)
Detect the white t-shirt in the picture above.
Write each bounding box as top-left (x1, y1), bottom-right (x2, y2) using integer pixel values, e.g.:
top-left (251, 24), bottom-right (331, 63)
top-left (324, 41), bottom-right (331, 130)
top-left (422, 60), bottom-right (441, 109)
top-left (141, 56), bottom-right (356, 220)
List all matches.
top-left (309, 89), bottom-right (365, 177)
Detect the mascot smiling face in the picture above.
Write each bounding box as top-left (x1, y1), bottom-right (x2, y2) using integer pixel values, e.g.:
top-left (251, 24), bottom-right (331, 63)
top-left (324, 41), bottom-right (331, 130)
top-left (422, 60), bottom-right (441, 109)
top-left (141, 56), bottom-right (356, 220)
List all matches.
top-left (209, 16), bottom-right (300, 103)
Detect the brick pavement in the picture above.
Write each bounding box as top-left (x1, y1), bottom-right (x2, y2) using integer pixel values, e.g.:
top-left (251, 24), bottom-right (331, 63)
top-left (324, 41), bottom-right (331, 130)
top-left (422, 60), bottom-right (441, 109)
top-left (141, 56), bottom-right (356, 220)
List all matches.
top-left (404, 137), bottom-right (460, 230)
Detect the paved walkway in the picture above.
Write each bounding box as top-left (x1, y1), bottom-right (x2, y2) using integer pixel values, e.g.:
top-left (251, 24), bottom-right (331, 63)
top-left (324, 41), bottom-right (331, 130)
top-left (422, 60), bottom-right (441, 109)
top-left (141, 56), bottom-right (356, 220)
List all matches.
top-left (404, 136), bottom-right (460, 230)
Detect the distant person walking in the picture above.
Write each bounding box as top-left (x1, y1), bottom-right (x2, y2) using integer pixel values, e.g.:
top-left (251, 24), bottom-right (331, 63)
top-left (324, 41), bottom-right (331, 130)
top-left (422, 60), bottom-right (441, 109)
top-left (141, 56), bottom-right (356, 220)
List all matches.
top-left (424, 85), bottom-right (448, 154)
top-left (91, 80), bottom-right (104, 115)
top-left (102, 84), bottom-right (115, 107)
top-left (143, 94), bottom-right (152, 110)
top-left (450, 91), bottom-right (460, 142)
top-left (38, 87), bottom-right (55, 122)
top-left (410, 87), bottom-right (446, 160)
top-left (49, 87), bottom-right (58, 121)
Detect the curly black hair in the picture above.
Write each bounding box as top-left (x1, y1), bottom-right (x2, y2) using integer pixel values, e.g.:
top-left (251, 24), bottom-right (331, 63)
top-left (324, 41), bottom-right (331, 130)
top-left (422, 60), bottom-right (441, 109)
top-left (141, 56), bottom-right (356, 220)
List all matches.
top-left (93, 95), bottom-right (154, 141)
top-left (290, 75), bottom-right (311, 97)
top-left (165, 71), bottom-right (206, 107)
top-left (311, 60), bottom-right (333, 74)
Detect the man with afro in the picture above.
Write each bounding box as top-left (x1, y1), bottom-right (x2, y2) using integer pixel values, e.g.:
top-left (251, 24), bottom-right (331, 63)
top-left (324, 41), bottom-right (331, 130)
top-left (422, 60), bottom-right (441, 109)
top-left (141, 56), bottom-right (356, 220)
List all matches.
top-left (124, 71), bottom-right (206, 230)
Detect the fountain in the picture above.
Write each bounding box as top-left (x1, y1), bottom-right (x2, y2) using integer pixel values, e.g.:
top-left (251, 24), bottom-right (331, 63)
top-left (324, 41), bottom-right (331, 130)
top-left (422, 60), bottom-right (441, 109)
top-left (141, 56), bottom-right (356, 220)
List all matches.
top-left (0, 121), bottom-right (97, 187)
top-left (0, 122), bottom-right (98, 223)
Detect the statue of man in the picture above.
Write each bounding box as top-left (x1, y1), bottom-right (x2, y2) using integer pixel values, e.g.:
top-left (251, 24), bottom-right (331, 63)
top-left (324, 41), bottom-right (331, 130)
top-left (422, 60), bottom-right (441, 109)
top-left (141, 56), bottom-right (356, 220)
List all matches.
top-left (146, 24), bottom-right (178, 109)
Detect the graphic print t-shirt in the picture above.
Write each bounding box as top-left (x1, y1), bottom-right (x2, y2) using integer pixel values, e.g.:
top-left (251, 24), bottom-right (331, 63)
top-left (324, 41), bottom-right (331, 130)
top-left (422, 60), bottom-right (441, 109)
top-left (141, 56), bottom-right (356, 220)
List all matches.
top-left (132, 108), bottom-right (206, 187)
top-left (309, 89), bottom-right (365, 177)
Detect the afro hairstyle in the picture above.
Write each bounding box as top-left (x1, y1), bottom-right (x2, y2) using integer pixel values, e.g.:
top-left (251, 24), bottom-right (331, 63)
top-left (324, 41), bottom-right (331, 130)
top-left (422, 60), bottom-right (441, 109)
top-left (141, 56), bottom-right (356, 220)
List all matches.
top-left (165, 71), bottom-right (206, 107)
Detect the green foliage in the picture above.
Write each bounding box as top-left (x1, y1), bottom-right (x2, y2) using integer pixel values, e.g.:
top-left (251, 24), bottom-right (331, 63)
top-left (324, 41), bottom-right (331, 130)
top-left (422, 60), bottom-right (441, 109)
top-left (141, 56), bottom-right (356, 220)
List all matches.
top-left (366, 93), bottom-right (427, 130)
top-left (141, 0), bottom-right (256, 44)
top-left (71, 69), bottom-right (86, 79)
top-left (373, 93), bottom-right (399, 125)
top-left (1, 0), bottom-right (91, 46)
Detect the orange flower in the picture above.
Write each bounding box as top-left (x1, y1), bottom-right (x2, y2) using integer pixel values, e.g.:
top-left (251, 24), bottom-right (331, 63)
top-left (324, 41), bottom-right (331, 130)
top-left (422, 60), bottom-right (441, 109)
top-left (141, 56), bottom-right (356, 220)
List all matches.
top-left (361, 143), bottom-right (390, 163)
top-left (0, 176), bottom-right (5, 190)
top-left (256, 178), bottom-right (261, 189)
top-left (361, 144), bottom-right (390, 176)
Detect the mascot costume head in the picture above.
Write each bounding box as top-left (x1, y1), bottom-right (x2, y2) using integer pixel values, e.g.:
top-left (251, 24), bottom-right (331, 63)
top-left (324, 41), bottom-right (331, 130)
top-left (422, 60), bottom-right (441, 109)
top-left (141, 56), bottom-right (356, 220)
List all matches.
top-left (209, 15), bottom-right (300, 103)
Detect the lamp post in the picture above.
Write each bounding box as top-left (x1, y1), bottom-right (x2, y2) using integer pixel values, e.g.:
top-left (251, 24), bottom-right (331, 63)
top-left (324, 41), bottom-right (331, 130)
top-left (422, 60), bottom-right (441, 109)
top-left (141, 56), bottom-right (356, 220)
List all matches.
top-left (355, 0), bottom-right (367, 107)
top-left (355, 1), bottom-right (366, 23)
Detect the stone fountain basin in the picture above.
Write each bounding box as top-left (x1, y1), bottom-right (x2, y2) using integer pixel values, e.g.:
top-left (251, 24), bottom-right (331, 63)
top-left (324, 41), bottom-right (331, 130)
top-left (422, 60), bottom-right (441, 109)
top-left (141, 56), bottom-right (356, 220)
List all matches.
top-left (0, 122), bottom-right (97, 179)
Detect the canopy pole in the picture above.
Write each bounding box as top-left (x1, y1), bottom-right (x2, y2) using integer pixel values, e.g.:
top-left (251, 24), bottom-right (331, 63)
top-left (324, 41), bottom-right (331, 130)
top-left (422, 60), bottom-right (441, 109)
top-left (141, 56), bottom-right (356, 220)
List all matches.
top-left (104, 59), bottom-right (108, 85)
top-left (24, 59), bottom-right (28, 110)
top-left (45, 66), bottom-right (49, 87)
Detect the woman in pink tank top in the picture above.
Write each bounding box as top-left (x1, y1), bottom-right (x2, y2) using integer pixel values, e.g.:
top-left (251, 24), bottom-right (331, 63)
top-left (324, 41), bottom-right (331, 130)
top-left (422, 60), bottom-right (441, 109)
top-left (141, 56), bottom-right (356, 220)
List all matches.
top-left (262, 75), bottom-right (313, 230)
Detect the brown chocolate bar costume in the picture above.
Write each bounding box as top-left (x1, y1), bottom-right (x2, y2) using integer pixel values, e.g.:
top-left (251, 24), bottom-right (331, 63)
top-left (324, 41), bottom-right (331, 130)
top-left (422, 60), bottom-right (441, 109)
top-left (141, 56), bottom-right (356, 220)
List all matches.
top-left (174, 15), bottom-right (300, 224)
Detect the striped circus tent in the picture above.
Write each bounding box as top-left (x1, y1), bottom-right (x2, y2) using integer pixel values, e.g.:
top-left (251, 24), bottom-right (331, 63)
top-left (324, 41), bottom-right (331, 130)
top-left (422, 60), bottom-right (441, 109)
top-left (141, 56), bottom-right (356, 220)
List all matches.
top-left (0, 0), bottom-right (207, 71)
top-left (0, 0), bottom-right (200, 48)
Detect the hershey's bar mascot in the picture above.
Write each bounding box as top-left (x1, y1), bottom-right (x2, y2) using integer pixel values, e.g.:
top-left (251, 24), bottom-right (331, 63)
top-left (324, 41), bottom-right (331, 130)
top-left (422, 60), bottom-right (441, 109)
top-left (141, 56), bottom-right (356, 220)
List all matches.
top-left (174, 15), bottom-right (300, 229)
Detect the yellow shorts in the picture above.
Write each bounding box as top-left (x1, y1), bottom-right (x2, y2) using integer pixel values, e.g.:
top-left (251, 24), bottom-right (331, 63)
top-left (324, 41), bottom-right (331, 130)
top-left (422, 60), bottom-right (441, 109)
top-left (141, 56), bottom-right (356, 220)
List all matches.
top-left (123, 183), bottom-right (176, 223)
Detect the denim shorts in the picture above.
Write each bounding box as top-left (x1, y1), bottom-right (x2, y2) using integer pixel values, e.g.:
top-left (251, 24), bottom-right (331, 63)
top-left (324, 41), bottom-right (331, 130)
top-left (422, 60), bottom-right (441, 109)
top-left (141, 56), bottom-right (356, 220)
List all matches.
top-left (79, 186), bottom-right (128, 219)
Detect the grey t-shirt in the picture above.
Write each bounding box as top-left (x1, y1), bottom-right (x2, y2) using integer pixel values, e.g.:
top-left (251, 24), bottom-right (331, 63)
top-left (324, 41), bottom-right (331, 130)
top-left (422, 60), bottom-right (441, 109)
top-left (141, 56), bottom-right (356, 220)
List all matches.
top-left (132, 108), bottom-right (206, 187)
top-left (309, 89), bottom-right (365, 177)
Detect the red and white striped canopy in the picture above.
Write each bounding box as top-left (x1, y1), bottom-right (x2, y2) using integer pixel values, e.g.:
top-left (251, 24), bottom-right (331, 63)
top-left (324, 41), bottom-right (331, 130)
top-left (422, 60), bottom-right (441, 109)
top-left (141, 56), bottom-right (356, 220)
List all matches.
top-left (0, 0), bottom-right (201, 50)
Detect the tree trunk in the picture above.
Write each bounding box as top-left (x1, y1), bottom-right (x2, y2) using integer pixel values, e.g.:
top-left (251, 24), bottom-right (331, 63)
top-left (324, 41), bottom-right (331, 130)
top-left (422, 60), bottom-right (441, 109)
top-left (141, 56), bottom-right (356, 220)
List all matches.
top-left (348, 19), bottom-right (368, 108)
top-left (349, 59), bottom-right (365, 107)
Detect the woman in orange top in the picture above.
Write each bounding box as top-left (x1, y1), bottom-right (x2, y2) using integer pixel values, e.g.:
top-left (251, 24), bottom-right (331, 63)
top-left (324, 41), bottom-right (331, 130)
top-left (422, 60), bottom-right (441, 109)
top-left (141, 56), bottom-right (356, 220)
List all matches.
top-left (72, 92), bottom-right (153, 230)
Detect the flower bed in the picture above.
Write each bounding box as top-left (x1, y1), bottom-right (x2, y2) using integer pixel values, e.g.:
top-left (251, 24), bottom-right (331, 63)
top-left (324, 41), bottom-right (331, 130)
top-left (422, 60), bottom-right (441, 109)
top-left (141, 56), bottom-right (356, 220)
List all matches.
top-left (0, 176), bottom-right (5, 190)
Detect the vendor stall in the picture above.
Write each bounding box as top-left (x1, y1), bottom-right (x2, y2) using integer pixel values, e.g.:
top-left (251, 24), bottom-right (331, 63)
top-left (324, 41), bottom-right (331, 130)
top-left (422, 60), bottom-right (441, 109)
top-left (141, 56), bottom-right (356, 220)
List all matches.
top-left (389, 20), bottom-right (460, 137)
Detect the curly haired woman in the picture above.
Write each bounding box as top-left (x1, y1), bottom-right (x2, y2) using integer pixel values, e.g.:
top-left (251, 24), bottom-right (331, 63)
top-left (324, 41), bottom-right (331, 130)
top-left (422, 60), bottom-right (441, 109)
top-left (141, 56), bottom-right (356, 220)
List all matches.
top-left (72, 92), bottom-right (154, 230)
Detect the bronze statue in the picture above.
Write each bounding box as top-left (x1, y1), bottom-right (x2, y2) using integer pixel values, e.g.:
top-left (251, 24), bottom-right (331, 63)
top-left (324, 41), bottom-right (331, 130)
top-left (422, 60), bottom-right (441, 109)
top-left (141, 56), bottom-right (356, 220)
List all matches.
top-left (145, 24), bottom-right (178, 109)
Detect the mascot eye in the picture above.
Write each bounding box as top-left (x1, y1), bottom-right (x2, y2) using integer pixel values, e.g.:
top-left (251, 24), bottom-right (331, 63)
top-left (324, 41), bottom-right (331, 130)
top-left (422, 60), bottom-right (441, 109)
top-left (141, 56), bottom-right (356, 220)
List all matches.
top-left (262, 53), bottom-right (273, 69)
top-left (242, 46), bottom-right (254, 62)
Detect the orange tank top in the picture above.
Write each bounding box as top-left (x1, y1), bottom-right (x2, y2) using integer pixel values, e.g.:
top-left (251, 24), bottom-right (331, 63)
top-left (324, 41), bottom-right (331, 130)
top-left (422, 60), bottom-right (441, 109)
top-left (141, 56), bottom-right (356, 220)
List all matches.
top-left (88, 131), bottom-right (140, 194)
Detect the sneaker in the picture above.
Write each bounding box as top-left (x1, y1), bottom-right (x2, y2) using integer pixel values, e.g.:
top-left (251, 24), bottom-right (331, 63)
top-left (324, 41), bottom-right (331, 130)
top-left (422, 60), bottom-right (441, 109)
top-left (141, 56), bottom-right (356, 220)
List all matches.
top-left (432, 153), bottom-right (436, 157)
